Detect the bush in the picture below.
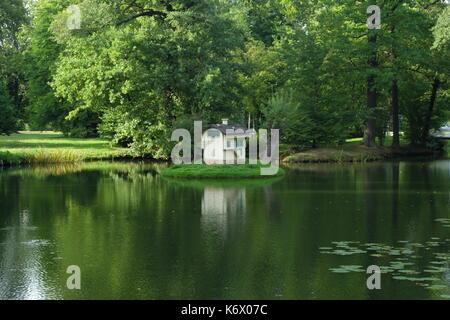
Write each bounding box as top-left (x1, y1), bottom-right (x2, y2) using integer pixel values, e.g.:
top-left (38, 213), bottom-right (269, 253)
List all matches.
top-left (98, 108), bottom-right (173, 159)
top-left (61, 109), bottom-right (100, 138)
top-left (262, 88), bottom-right (350, 149)
top-left (98, 108), bottom-right (134, 147)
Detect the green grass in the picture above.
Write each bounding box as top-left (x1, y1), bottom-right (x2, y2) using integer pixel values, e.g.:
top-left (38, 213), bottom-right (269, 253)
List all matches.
top-left (160, 163), bottom-right (285, 179)
top-left (344, 136), bottom-right (408, 147)
top-left (0, 151), bottom-right (25, 166)
top-left (283, 146), bottom-right (388, 163)
top-left (0, 131), bottom-right (130, 166)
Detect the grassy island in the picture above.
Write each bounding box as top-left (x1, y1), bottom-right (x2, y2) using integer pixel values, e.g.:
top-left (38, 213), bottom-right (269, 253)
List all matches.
top-left (160, 163), bottom-right (285, 179)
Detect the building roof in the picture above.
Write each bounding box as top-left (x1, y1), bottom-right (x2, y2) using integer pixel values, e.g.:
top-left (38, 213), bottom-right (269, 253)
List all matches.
top-left (209, 123), bottom-right (253, 135)
top-left (431, 122), bottom-right (450, 138)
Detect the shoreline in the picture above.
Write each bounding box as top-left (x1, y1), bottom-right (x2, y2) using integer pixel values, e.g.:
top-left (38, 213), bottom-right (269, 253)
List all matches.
top-left (282, 145), bottom-right (445, 164)
top-left (1, 148), bottom-right (447, 169)
top-left (2, 140), bottom-right (448, 169)
top-left (160, 163), bottom-right (286, 179)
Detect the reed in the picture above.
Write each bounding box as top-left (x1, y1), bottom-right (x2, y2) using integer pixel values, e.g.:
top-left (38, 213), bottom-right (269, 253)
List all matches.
top-left (27, 149), bottom-right (84, 164)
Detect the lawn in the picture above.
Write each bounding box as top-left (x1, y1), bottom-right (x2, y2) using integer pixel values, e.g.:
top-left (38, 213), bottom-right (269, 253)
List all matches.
top-left (344, 136), bottom-right (404, 146)
top-left (0, 131), bottom-right (129, 165)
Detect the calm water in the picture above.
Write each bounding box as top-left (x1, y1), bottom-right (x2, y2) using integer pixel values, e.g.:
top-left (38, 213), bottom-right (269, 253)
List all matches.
top-left (0, 160), bottom-right (449, 300)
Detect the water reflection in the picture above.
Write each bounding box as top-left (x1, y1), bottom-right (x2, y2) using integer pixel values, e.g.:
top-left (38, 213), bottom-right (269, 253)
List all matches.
top-left (201, 187), bottom-right (246, 234)
top-left (0, 161), bottom-right (449, 299)
top-left (0, 209), bottom-right (56, 300)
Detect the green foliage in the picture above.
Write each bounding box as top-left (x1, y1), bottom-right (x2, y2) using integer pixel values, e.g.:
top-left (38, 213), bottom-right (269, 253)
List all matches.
top-left (2, 0), bottom-right (449, 153)
top-left (0, 0), bottom-right (27, 135)
top-left (21, 0), bottom-right (100, 137)
top-left (98, 108), bottom-right (133, 147)
top-left (265, 0), bottom-right (449, 148)
top-left (262, 88), bottom-right (354, 149)
top-left (0, 82), bottom-right (18, 134)
top-left (0, 0), bottom-right (26, 40)
top-left (49, 0), bottom-right (247, 158)
top-left (433, 6), bottom-right (450, 51)
top-left (21, 0), bottom-right (67, 130)
top-left (401, 76), bottom-right (447, 146)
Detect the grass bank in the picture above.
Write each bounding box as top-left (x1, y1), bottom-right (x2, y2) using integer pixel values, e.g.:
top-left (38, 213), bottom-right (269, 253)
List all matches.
top-left (0, 131), bottom-right (130, 167)
top-left (283, 141), bottom-right (441, 164)
top-left (160, 163), bottom-right (285, 179)
top-left (162, 175), bottom-right (284, 189)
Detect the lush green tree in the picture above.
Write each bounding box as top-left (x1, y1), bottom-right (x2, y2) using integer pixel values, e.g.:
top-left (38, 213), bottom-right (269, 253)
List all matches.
top-left (262, 0), bottom-right (449, 149)
top-left (7, 0), bottom-right (448, 152)
top-left (21, 0), bottom-right (100, 136)
top-left (21, 0), bottom-right (67, 130)
top-left (256, 0), bottom-right (368, 146)
top-left (50, 0), bottom-right (247, 157)
top-left (433, 5), bottom-right (450, 51)
top-left (0, 0), bottom-right (27, 134)
top-left (0, 82), bottom-right (17, 135)
top-left (385, 0), bottom-right (450, 146)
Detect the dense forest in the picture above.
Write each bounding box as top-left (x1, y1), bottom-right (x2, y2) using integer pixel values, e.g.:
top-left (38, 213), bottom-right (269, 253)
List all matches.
top-left (1, 0), bottom-right (449, 159)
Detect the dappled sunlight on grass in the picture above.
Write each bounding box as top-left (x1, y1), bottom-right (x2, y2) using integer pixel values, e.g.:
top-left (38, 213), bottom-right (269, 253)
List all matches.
top-left (0, 131), bottom-right (130, 163)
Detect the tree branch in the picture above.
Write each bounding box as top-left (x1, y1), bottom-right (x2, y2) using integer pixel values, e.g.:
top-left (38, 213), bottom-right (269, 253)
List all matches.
top-left (117, 9), bottom-right (168, 26)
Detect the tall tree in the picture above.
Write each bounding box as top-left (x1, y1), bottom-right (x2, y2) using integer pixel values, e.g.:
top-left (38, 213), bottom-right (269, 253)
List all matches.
top-left (50, 0), bottom-right (247, 157)
top-left (0, 0), bottom-right (27, 134)
top-left (365, 28), bottom-right (378, 147)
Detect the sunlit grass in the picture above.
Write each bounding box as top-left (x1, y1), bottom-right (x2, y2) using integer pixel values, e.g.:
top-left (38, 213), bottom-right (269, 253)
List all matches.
top-left (0, 131), bottom-right (129, 165)
top-left (344, 136), bottom-right (407, 146)
top-left (26, 148), bottom-right (84, 164)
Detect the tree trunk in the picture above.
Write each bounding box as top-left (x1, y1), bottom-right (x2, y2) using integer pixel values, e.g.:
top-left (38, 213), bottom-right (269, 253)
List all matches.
top-left (390, 18), bottom-right (400, 149)
top-left (391, 79), bottom-right (400, 148)
top-left (364, 33), bottom-right (378, 147)
top-left (422, 77), bottom-right (440, 144)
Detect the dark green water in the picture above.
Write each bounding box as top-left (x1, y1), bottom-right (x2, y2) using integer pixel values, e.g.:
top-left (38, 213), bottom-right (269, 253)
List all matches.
top-left (0, 160), bottom-right (449, 300)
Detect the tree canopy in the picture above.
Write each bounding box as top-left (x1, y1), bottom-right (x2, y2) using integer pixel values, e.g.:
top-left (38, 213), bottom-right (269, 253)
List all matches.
top-left (1, 0), bottom-right (449, 156)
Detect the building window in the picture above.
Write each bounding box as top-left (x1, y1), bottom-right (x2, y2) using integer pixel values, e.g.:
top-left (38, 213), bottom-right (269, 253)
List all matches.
top-left (227, 140), bottom-right (232, 148)
top-left (207, 129), bottom-right (220, 138)
top-left (212, 149), bottom-right (215, 157)
top-left (236, 138), bottom-right (244, 148)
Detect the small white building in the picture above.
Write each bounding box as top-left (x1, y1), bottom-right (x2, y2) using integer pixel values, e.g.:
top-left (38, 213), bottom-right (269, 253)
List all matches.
top-left (431, 122), bottom-right (450, 139)
top-left (202, 119), bottom-right (255, 164)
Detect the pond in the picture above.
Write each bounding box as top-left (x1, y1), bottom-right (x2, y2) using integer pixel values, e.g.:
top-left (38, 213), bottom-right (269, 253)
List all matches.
top-left (0, 160), bottom-right (449, 299)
